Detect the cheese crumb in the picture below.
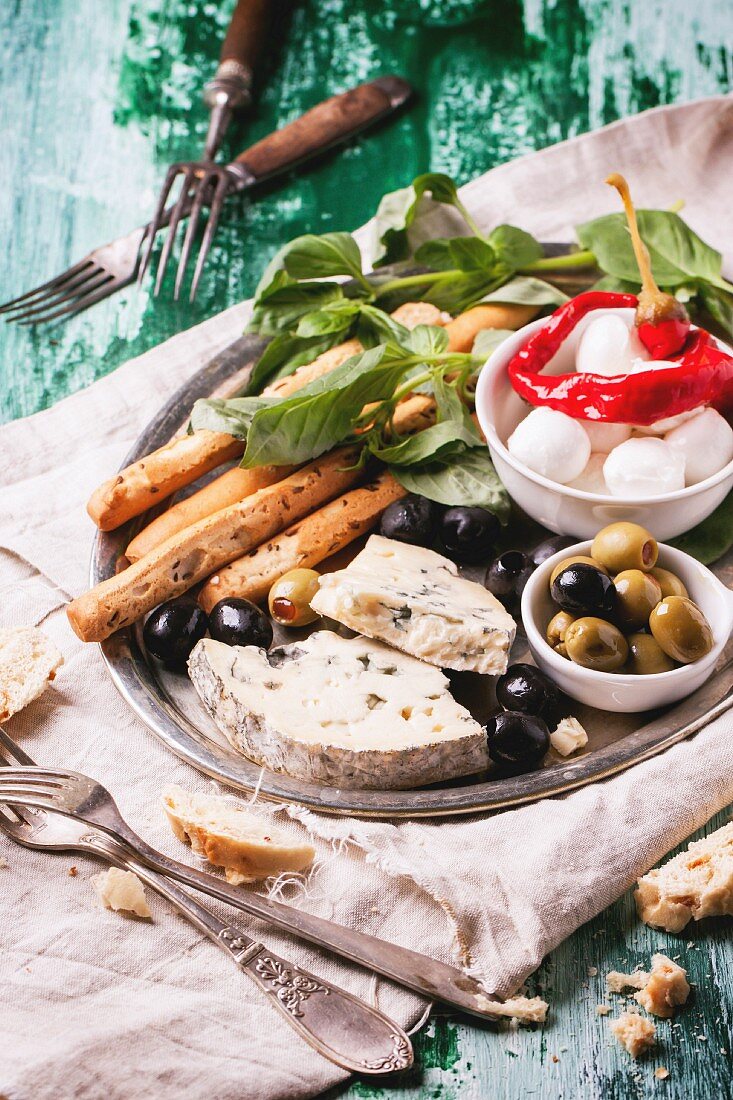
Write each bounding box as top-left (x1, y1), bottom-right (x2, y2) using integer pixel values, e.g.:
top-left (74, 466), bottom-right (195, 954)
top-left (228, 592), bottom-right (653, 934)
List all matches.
top-left (610, 1012), bottom-right (656, 1058)
top-left (607, 969), bottom-right (649, 993)
top-left (655, 1067), bottom-right (670, 1080)
top-left (92, 868), bottom-right (152, 919)
top-left (550, 716), bottom-right (588, 757)
top-left (634, 954), bottom-right (690, 1018)
top-left (635, 821), bottom-right (733, 932)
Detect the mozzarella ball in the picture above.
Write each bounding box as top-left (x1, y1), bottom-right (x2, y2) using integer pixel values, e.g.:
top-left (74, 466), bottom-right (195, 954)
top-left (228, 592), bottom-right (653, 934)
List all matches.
top-left (665, 408), bottom-right (733, 485)
top-left (576, 315), bottom-right (647, 377)
top-left (580, 419), bottom-right (632, 453)
top-left (633, 406), bottom-right (705, 436)
top-left (603, 438), bottom-right (686, 498)
top-left (508, 407), bottom-right (591, 484)
top-left (567, 453), bottom-right (609, 494)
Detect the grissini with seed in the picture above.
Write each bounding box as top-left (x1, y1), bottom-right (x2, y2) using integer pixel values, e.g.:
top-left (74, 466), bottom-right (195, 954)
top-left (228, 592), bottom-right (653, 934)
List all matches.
top-left (87, 431), bottom-right (245, 532)
top-left (89, 303), bottom-right (444, 534)
top-left (200, 472), bottom-right (405, 610)
top-left (125, 463), bottom-right (293, 562)
top-left (68, 447), bottom-right (362, 643)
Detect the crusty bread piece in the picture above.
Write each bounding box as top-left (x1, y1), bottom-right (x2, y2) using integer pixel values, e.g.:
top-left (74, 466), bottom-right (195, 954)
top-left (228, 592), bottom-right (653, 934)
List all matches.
top-left (634, 954), bottom-right (689, 1018)
top-left (0, 627), bottom-right (63, 722)
top-left (610, 1012), bottom-right (656, 1058)
top-left (635, 821), bottom-right (733, 932)
top-left (92, 867), bottom-right (151, 918)
top-left (162, 785), bottom-right (315, 884)
top-left (606, 969), bottom-right (649, 993)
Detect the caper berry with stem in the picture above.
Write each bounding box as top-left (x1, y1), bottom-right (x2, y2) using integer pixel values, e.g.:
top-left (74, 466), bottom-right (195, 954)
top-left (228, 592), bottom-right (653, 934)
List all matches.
top-left (268, 569), bottom-right (321, 627)
top-left (591, 521), bottom-right (658, 574)
top-left (564, 616), bottom-right (629, 672)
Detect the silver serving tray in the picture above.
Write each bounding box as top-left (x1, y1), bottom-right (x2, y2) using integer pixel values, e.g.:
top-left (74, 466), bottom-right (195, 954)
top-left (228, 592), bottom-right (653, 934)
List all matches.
top-left (93, 332), bottom-right (733, 818)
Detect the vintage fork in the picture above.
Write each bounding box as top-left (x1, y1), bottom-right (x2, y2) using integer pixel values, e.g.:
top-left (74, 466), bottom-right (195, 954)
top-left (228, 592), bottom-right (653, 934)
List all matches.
top-left (0, 729), bottom-right (413, 1074)
top-left (0, 755), bottom-right (505, 1021)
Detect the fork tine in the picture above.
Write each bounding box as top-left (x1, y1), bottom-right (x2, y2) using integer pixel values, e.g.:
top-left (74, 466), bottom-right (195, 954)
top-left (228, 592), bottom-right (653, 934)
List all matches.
top-left (137, 163), bottom-right (183, 286)
top-left (18, 276), bottom-right (116, 327)
top-left (187, 171), bottom-right (231, 303)
top-left (7, 268), bottom-right (106, 323)
top-left (0, 727), bottom-right (35, 767)
top-left (0, 260), bottom-right (92, 314)
top-left (174, 167), bottom-right (218, 301)
top-left (153, 168), bottom-right (196, 296)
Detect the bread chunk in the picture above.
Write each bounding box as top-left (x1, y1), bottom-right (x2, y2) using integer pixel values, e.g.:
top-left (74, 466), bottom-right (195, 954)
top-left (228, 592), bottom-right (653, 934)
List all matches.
top-left (163, 785), bottom-right (315, 884)
top-left (0, 627), bottom-right (63, 721)
top-left (635, 822), bottom-right (733, 932)
top-left (610, 1012), bottom-right (656, 1058)
top-left (606, 969), bottom-right (649, 993)
top-left (475, 994), bottom-right (549, 1023)
top-left (634, 954), bottom-right (690, 1018)
top-left (92, 868), bottom-right (151, 918)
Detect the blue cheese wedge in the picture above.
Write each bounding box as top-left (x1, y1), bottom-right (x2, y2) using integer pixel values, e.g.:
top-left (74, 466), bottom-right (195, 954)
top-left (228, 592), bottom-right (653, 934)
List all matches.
top-left (188, 632), bottom-right (488, 789)
top-left (310, 535), bottom-right (516, 675)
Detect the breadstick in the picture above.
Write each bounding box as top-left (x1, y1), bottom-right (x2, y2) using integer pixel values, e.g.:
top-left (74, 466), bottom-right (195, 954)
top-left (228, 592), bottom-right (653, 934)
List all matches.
top-left (67, 447), bottom-right (362, 643)
top-left (445, 303), bottom-right (538, 352)
top-left (125, 463), bottom-right (294, 563)
top-left (264, 301), bottom-right (446, 398)
top-left (200, 471), bottom-right (406, 611)
top-left (88, 431), bottom-right (245, 532)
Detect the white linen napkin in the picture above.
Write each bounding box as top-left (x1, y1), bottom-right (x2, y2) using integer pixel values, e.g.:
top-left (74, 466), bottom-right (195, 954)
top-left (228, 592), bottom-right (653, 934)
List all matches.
top-left (2, 95), bottom-right (733, 1100)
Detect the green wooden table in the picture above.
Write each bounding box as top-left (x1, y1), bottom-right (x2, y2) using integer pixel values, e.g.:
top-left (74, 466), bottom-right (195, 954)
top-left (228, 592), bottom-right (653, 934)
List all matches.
top-left (2, 2), bottom-right (732, 1096)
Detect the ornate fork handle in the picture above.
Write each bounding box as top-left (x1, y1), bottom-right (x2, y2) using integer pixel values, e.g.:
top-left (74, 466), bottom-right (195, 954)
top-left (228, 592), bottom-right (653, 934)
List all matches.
top-left (83, 832), bottom-right (412, 1075)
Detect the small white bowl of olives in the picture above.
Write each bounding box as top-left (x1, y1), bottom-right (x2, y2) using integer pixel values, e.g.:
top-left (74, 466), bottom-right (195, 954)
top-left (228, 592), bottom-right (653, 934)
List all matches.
top-left (521, 521), bottom-right (733, 712)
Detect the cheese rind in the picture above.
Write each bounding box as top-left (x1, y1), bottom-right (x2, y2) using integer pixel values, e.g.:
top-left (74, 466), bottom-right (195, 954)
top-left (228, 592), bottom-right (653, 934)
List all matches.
top-left (188, 633), bottom-right (489, 789)
top-left (311, 536), bottom-right (516, 675)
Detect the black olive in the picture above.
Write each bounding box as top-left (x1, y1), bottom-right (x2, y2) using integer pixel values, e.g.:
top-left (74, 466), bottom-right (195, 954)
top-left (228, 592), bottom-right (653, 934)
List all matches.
top-left (143, 598), bottom-right (208, 665)
top-left (379, 494), bottom-right (439, 547)
top-left (485, 711), bottom-right (550, 769)
top-left (439, 506), bottom-right (500, 564)
top-left (531, 534), bottom-right (577, 567)
top-left (550, 563), bottom-right (617, 615)
top-left (496, 663), bottom-right (559, 722)
top-left (209, 598), bottom-right (273, 649)
top-left (485, 550), bottom-right (533, 609)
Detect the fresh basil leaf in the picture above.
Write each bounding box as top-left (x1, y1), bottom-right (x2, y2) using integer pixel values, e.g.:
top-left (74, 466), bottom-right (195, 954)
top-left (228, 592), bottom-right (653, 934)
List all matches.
top-left (698, 284), bottom-right (733, 342)
top-left (190, 395), bottom-right (277, 438)
top-left (295, 301), bottom-right (361, 338)
top-left (415, 237), bottom-right (496, 273)
top-left (412, 172), bottom-right (460, 205)
top-left (392, 447), bottom-right (510, 521)
top-left (241, 345), bottom-right (408, 467)
top-left (413, 238), bottom-right (457, 272)
top-left (357, 303), bottom-right (411, 349)
top-left (592, 274), bottom-right (640, 293)
top-left (282, 232), bottom-right (365, 281)
top-left (577, 211), bottom-right (725, 288)
top-left (372, 173), bottom-right (463, 267)
top-left (670, 489), bottom-right (733, 564)
top-left (407, 324), bottom-right (450, 356)
top-left (249, 278), bottom-right (344, 335)
top-left (471, 327), bottom-right (514, 360)
top-left (478, 275), bottom-right (569, 307)
top-left (370, 420), bottom-right (472, 466)
top-left (432, 374), bottom-right (482, 443)
top-left (244, 331), bottom-right (345, 395)
top-left (488, 225), bottom-right (543, 269)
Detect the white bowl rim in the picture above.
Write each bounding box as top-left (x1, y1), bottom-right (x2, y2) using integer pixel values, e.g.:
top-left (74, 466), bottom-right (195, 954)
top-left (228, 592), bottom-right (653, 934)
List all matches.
top-left (476, 314), bottom-right (733, 505)
top-left (521, 539), bottom-right (733, 687)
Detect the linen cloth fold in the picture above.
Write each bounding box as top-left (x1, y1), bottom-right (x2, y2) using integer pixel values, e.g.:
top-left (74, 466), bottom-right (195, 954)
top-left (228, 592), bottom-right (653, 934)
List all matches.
top-left (1, 95), bottom-right (733, 1100)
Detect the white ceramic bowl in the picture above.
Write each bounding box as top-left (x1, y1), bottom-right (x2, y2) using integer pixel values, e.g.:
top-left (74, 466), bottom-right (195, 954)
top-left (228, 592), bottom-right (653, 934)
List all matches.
top-left (522, 540), bottom-right (733, 713)
top-left (474, 309), bottom-right (733, 539)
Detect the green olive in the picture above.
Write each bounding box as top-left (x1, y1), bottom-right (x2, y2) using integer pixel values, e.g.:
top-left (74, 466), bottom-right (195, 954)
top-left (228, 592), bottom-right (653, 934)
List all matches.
top-left (650, 566), bottom-right (688, 600)
top-left (591, 522), bottom-right (658, 574)
top-left (625, 633), bottom-right (678, 675)
top-left (649, 596), bottom-right (714, 664)
top-left (550, 555), bottom-right (609, 587)
top-left (546, 610), bottom-right (577, 652)
top-left (268, 568), bottom-right (321, 627)
top-left (613, 569), bottom-right (662, 630)
top-left (565, 616), bottom-right (629, 672)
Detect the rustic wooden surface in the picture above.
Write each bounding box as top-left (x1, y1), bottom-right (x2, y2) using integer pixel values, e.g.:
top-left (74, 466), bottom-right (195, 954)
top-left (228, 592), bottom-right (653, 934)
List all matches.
top-left (2, 2), bottom-right (732, 1097)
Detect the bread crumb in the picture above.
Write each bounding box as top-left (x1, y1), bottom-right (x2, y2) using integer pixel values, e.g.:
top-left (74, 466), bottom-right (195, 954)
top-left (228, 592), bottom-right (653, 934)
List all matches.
top-left (610, 1012), bottom-right (656, 1058)
top-left (92, 868), bottom-right (151, 919)
top-left (550, 716), bottom-right (588, 757)
top-left (0, 627), bottom-right (63, 722)
top-left (587, 965), bottom-right (598, 977)
top-left (596, 1004), bottom-right (610, 1016)
top-left (68, 865), bottom-right (78, 877)
top-left (635, 821), bottom-right (733, 932)
top-left (475, 994), bottom-right (548, 1023)
top-left (607, 969), bottom-right (649, 993)
top-left (654, 1067), bottom-right (670, 1080)
top-left (635, 954), bottom-right (690, 1018)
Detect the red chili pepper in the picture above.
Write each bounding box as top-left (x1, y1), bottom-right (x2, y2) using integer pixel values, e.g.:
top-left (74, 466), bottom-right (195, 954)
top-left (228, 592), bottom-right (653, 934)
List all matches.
top-left (507, 291), bottom-right (733, 426)
top-left (637, 316), bottom-right (690, 359)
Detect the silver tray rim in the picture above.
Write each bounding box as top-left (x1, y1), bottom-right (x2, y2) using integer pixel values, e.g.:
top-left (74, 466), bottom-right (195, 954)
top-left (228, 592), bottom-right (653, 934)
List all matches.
top-left (92, 332), bottom-right (733, 818)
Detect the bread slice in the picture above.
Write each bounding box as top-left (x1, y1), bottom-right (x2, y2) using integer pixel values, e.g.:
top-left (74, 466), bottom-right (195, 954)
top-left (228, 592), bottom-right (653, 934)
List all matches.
top-left (162, 785), bottom-right (315, 885)
top-left (0, 627), bottom-right (63, 721)
top-left (92, 867), bottom-right (151, 918)
top-left (635, 821), bottom-right (733, 932)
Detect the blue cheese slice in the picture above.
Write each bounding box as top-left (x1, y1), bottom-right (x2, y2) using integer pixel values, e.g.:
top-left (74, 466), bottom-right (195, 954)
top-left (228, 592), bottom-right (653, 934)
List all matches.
top-left (310, 535), bottom-right (516, 675)
top-left (188, 632), bottom-right (488, 790)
